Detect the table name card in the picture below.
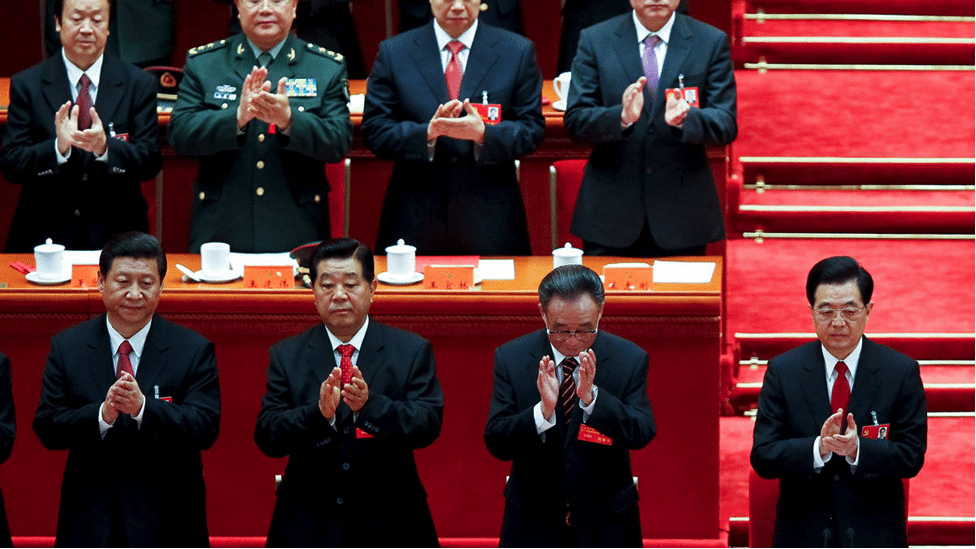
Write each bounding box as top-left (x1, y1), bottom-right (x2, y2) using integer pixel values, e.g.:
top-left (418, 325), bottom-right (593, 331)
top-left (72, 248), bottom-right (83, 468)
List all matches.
top-left (425, 265), bottom-right (475, 291)
top-left (243, 266), bottom-right (293, 289)
top-left (71, 265), bottom-right (99, 288)
top-left (603, 265), bottom-right (652, 291)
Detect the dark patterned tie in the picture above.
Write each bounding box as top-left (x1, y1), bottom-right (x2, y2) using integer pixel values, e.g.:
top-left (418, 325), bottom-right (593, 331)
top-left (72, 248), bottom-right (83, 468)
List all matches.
top-left (445, 41), bottom-right (464, 100)
top-left (116, 340), bottom-right (134, 378)
top-left (559, 357), bottom-right (579, 426)
top-left (642, 35), bottom-right (660, 95)
top-left (831, 361), bottom-right (850, 415)
top-left (77, 74), bottom-right (93, 130)
top-left (258, 52), bottom-right (272, 69)
top-left (338, 344), bottom-right (355, 386)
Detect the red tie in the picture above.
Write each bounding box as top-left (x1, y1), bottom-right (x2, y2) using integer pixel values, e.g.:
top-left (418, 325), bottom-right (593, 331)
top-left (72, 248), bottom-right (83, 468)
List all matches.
top-left (117, 340), bottom-right (134, 378)
top-left (559, 357), bottom-right (578, 426)
top-left (338, 344), bottom-right (355, 386)
top-left (77, 74), bottom-right (93, 130)
top-left (830, 361), bottom-right (850, 415)
top-left (445, 41), bottom-right (464, 100)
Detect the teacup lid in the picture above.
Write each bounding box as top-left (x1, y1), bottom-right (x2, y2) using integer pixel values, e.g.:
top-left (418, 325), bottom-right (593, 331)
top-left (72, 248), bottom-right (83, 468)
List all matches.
top-left (552, 242), bottom-right (583, 257)
top-left (386, 239), bottom-right (416, 254)
top-left (35, 238), bottom-right (65, 253)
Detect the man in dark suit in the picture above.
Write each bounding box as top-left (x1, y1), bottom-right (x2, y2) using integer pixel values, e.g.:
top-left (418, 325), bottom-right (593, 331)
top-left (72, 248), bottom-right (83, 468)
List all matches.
top-left (0, 0), bottom-right (161, 253)
top-left (0, 353), bottom-right (14, 548)
top-left (558, 0), bottom-right (688, 73)
top-left (399, 0), bottom-right (525, 35)
top-left (362, 0), bottom-right (545, 255)
top-left (751, 256), bottom-right (927, 547)
top-left (564, 0), bottom-right (736, 257)
top-left (255, 238), bottom-right (443, 546)
top-left (169, 0), bottom-right (352, 253)
top-left (485, 265), bottom-right (656, 547)
top-left (33, 232), bottom-right (221, 547)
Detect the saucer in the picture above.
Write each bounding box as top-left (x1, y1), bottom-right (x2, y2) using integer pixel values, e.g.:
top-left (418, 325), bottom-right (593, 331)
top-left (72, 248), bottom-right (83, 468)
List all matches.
top-left (552, 100), bottom-right (567, 111)
top-left (26, 271), bottom-right (71, 285)
top-left (193, 269), bottom-right (243, 283)
top-left (377, 271), bottom-right (424, 285)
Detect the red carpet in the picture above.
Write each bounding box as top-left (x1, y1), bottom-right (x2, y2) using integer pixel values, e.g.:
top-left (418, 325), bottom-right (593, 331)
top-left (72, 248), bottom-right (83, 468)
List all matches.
top-left (740, 0), bottom-right (975, 16)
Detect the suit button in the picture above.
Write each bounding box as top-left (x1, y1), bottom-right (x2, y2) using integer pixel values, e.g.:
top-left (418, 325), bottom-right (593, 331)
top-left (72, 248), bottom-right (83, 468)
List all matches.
top-left (342, 462), bottom-right (350, 471)
top-left (258, 133), bottom-right (265, 142)
top-left (314, 194), bottom-right (321, 203)
top-left (198, 192), bottom-right (206, 200)
top-left (298, 106), bottom-right (305, 112)
top-left (343, 427), bottom-right (351, 435)
top-left (256, 187), bottom-right (265, 196)
top-left (336, 497), bottom-right (344, 505)
top-left (221, 103), bottom-right (228, 109)
top-left (257, 160), bottom-right (265, 169)
top-left (82, 174), bottom-right (88, 182)
top-left (73, 210), bottom-right (81, 217)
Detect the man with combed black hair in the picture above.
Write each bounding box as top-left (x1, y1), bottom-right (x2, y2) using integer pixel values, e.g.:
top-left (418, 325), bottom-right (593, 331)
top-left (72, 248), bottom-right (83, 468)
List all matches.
top-left (256, 238), bottom-right (443, 546)
top-left (485, 264), bottom-right (655, 546)
top-left (33, 231), bottom-right (220, 547)
top-left (751, 255), bottom-right (927, 547)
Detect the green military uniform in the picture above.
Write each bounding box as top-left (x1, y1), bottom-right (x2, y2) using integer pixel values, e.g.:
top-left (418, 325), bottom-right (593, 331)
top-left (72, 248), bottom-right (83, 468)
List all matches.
top-left (169, 34), bottom-right (352, 253)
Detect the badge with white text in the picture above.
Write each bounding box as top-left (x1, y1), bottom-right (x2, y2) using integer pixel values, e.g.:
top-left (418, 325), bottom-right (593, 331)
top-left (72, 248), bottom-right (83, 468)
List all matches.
top-left (862, 423), bottom-right (890, 440)
top-left (286, 78), bottom-right (317, 97)
top-left (214, 84), bottom-right (237, 101)
top-left (578, 424), bottom-right (613, 445)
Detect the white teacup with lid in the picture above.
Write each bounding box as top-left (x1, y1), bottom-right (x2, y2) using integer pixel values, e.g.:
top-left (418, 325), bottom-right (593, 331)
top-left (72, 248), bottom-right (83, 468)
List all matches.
top-left (385, 239), bottom-right (417, 278)
top-left (552, 242), bottom-right (583, 268)
top-left (553, 72), bottom-right (572, 104)
top-left (34, 238), bottom-right (66, 280)
top-left (200, 242), bottom-right (231, 279)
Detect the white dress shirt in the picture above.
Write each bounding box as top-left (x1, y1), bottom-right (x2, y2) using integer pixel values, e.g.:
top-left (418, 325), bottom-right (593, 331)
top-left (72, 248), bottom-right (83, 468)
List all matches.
top-left (98, 317), bottom-right (151, 435)
top-left (813, 337), bottom-right (863, 470)
top-left (57, 49), bottom-right (108, 164)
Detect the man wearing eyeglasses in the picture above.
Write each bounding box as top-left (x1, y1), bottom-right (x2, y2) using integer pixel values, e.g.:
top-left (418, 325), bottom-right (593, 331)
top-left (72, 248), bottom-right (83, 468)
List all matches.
top-left (751, 256), bottom-right (926, 547)
top-left (485, 264), bottom-right (655, 546)
top-left (169, 0), bottom-right (352, 253)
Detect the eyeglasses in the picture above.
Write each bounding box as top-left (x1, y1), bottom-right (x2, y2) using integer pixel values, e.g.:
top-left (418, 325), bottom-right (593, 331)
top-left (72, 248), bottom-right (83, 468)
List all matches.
top-left (547, 329), bottom-right (598, 342)
top-left (242, 0), bottom-right (290, 8)
top-left (813, 306), bottom-right (865, 322)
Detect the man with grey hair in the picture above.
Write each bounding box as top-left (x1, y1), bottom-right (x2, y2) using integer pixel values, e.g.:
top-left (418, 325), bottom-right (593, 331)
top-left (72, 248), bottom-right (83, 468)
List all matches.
top-left (485, 264), bottom-right (656, 546)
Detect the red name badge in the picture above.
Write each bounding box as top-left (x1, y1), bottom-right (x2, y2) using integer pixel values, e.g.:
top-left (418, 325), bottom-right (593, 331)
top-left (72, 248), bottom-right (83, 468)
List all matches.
top-left (356, 427), bottom-right (374, 439)
top-left (665, 87), bottom-right (700, 108)
top-left (578, 424), bottom-right (613, 446)
top-left (158, 396), bottom-right (173, 403)
top-left (425, 265), bottom-right (475, 290)
top-left (113, 133), bottom-right (129, 142)
top-left (473, 103), bottom-right (503, 125)
top-left (243, 266), bottom-right (293, 289)
top-left (71, 264), bottom-right (99, 288)
top-left (603, 265), bottom-right (652, 291)
top-left (861, 424), bottom-right (890, 440)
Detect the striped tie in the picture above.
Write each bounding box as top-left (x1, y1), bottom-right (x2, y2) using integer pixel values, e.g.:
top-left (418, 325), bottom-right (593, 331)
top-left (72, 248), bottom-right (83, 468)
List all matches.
top-left (559, 357), bottom-right (579, 426)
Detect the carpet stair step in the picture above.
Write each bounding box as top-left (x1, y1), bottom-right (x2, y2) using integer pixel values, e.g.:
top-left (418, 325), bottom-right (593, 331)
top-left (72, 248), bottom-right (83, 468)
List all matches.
top-left (726, 516), bottom-right (976, 547)
top-left (730, 381), bottom-right (975, 414)
top-left (735, 157), bottom-right (975, 188)
top-left (741, 0), bottom-right (974, 16)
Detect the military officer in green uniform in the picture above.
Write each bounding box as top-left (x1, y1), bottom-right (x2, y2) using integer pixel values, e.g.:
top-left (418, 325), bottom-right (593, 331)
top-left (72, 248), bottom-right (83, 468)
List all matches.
top-left (169, 0), bottom-right (352, 253)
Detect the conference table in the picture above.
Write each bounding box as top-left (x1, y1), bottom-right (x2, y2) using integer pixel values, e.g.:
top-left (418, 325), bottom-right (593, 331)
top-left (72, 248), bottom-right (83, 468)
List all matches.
top-left (0, 254), bottom-right (723, 543)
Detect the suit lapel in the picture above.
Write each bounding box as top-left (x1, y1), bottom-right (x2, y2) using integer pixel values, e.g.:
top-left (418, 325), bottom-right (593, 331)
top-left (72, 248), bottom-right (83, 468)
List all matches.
top-left (135, 316), bottom-right (168, 392)
top-left (799, 344), bottom-right (832, 421)
top-left (86, 316), bottom-right (119, 393)
top-left (611, 16), bottom-right (644, 93)
top-left (94, 55), bottom-right (125, 132)
top-left (41, 56), bottom-right (73, 128)
top-left (276, 35), bottom-right (301, 82)
top-left (304, 324), bottom-right (335, 388)
top-left (459, 25), bottom-right (500, 102)
top-left (848, 338), bottom-right (883, 421)
top-left (356, 321), bottom-right (385, 391)
top-left (653, 14), bottom-right (693, 119)
top-left (410, 26), bottom-right (451, 104)
top-left (232, 36), bottom-right (259, 86)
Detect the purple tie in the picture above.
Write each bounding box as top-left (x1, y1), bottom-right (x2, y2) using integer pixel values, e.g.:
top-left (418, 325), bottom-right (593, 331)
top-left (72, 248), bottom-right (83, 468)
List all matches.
top-left (77, 74), bottom-right (93, 130)
top-left (642, 35), bottom-right (660, 95)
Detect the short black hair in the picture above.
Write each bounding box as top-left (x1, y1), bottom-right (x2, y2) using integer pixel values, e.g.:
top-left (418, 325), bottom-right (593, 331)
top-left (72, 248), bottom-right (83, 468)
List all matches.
top-left (310, 238), bottom-right (374, 283)
top-left (805, 256), bottom-right (873, 306)
top-left (538, 265), bottom-right (605, 312)
top-left (54, 0), bottom-right (116, 25)
top-left (99, 231), bottom-right (167, 279)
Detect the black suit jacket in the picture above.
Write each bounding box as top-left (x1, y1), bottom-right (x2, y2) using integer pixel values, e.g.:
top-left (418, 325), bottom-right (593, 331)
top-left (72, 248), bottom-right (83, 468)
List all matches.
top-left (362, 22), bottom-right (544, 255)
top-left (564, 12), bottom-right (736, 250)
top-left (0, 54), bottom-right (161, 252)
top-left (751, 338), bottom-right (927, 547)
top-left (33, 315), bottom-right (220, 547)
top-left (255, 321), bottom-right (443, 547)
top-left (484, 330), bottom-right (655, 547)
top-left (0, 353), bottom-right (14, 548)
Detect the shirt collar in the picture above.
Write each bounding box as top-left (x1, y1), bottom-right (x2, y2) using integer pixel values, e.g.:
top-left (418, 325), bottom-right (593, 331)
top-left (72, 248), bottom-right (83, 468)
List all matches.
top-left (548, 342), bottom-right (583, 368)
top-left (106, 316), bottom-right (153, 359)
top-left (246, 36), bottom-right (288, 61)
top-left (62, 48), bottom-right (104, 90)
top-left (325, 316), bottom-right (370, 353)
top-left (433, 18), bottom-right (478, 52)
top-left (821, 337), bottom-right (863, 380)
top-left (633, 10), bottom-right (676, 45)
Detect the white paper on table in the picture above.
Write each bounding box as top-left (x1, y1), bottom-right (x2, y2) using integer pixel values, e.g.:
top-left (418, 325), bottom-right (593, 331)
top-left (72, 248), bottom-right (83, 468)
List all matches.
top-left (230, 252), bottom-right (299, 275)
top-left (64, 250), bottom-right (102, 266)
top-left (477, 259), bottom-right (516, 280)
top-left (348, 94), bottom-right (365, 114)
top-left (651, 260), bottom-right (716, 284)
